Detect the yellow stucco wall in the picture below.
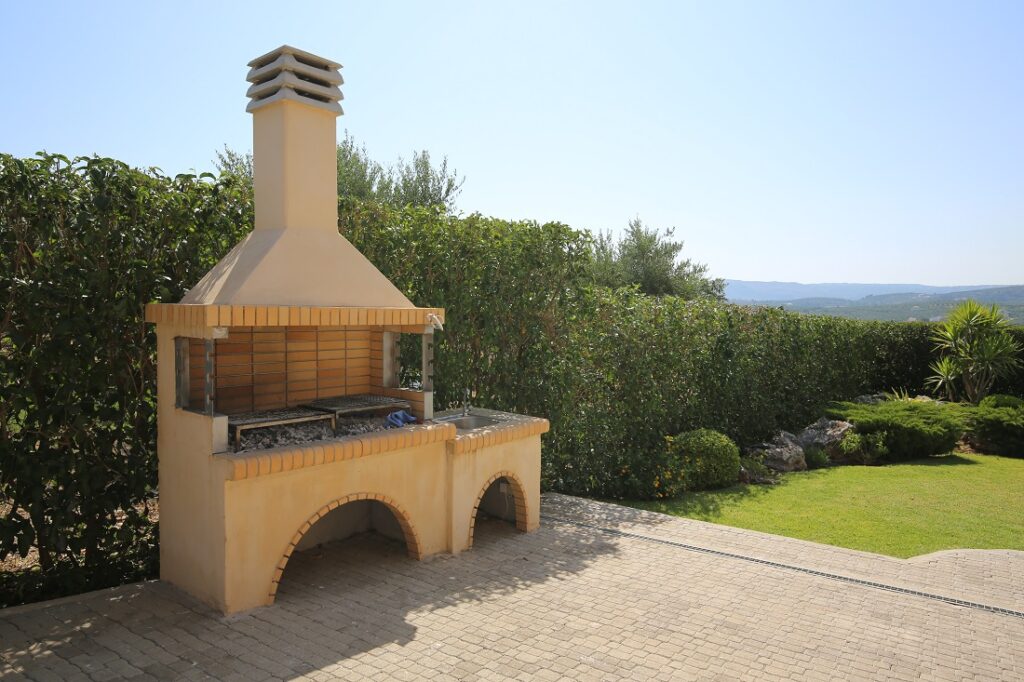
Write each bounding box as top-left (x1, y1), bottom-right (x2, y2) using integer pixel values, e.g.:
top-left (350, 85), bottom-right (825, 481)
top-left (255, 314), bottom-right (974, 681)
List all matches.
top-left (221, 440), bottom-right (449, 611)
top-left (449, 435), bottom-right (542, 554)
top-left (156, 325), bottom-right (233, 609)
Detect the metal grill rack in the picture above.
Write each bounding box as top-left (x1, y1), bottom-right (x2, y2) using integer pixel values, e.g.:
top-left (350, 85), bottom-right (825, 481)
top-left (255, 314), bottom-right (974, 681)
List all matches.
top-left (304, 393), bottom-right (411, 419)
top-left (228, 407), bottom-right (337, 452)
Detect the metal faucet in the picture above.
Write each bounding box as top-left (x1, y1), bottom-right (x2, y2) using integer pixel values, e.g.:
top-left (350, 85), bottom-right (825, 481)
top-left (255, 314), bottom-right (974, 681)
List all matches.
top-left (462, 388), bottom-right (471, 416)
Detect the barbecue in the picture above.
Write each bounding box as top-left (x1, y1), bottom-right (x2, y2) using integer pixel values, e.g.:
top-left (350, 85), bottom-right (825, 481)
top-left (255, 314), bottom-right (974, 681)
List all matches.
top-left (144, 45), bottom-right (548, 615)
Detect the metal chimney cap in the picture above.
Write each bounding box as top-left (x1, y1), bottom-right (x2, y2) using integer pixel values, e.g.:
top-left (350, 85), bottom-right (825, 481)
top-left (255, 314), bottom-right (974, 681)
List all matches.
top-left (248, 44), bottom-right (341, 71)
top-left (246, 45), bottom-right (343, 115)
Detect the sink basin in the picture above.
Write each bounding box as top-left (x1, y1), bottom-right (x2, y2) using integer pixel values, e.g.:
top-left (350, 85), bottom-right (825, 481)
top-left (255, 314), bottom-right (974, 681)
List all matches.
top-left (438, 415), bottom-right (499, 431)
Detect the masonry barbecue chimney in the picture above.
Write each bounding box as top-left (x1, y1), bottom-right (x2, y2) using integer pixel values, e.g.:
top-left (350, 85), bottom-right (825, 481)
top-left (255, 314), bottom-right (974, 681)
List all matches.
top-left (181, 45), bottom-right (412, 308)
top-left (248, 45), bottom-right (342, 235)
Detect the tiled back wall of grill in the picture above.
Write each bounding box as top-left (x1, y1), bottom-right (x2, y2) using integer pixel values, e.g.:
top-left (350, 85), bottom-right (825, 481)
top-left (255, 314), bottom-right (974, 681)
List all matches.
top-left (188, 326), bottom-right (385, 414)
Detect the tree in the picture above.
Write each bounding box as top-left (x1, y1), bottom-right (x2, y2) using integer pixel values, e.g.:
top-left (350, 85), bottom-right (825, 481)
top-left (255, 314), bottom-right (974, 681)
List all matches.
top-left (925, 300), bottom-right (1022, 403)
top-left (214, 145), bottom-right (252, 181)
top-left (388, 150), bottom-right (463, 211)
top-left (590, 218), bottom-right (724, 299)
top-left (335, 132), bottom-right (389, 203)
top-left (215, 132), bottom-right (464, 212)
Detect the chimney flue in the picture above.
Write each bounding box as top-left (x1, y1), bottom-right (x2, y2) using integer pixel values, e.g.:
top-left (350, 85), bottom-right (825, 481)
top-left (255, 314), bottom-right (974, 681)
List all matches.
top-left (180, 45), bottom-right (414, 307)
top-left (246, 45), bottom-right (343, 233)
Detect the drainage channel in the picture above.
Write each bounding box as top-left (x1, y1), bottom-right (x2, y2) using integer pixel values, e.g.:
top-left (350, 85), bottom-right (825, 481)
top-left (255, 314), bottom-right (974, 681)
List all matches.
top-left (545, 516), bottom-right (1024, 621)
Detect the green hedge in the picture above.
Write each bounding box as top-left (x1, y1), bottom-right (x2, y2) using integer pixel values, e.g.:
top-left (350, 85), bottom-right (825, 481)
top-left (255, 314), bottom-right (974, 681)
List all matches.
top-left (0, 152), bottom-right (1002, 603)
top-left (540, 291), bottom-right (937, 496)
top-left (339, 198), bottom-right (591, 416)
top-left (0, 153), bottom-right (251, 604)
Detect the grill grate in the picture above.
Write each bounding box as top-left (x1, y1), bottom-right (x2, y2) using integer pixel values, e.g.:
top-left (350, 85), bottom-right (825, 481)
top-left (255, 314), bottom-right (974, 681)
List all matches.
top-left (305, 393), bottom-right (411, 417)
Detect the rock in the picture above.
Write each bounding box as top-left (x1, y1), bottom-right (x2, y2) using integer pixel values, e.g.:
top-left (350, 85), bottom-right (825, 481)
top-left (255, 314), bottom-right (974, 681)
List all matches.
top-left (797, 417), bottom-right (854, 464)
top-left (853, 392), bottom-right (887, 404)
top-left (746, 431), bottom-right (806, 472)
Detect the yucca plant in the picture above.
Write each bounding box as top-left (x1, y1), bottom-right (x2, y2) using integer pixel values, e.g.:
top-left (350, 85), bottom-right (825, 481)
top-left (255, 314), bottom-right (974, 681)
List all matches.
top-left (885, 387), bottom-right (914, 402)
top-left (925, 356), bottom-right (960, 402)
top-left (925, 300), bottom-right (1022, 404)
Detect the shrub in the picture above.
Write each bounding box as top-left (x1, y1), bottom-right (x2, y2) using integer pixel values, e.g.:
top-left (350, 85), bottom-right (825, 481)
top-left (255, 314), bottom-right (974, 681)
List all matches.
top-left (966, 406), bottom-right (1024, 457)
top-left (837, 430), bottom-right (890, 465)
top-left (667, 429), bottom-right (740, 491)
top-left (980, 394), bottom-right (1024, 410)
top-left (828, 401), bottom-right (964, 461)
top-left (805, 446), bottom-right (830, 469)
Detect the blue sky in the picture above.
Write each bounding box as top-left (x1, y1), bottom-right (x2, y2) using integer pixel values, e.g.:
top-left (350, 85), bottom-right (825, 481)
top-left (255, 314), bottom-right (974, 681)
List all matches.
top-left (2, 1), bottom-right (1021, 285)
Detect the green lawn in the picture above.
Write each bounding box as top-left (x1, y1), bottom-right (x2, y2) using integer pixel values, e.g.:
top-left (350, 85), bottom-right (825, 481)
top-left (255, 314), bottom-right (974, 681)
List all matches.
top-left (625, 452), bottom-right (1024, 558)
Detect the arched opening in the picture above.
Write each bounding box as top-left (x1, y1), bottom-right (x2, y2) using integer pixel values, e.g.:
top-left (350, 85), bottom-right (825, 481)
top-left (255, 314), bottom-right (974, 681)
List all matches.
top-left (271, 494), bottom-right (421, 602)
top-left (468, 472), bottom-right (528, 549)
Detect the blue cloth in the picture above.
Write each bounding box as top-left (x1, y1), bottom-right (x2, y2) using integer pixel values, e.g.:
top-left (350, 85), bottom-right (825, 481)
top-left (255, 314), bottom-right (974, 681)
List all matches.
top-left (385, 410), bottom-right (417, 427)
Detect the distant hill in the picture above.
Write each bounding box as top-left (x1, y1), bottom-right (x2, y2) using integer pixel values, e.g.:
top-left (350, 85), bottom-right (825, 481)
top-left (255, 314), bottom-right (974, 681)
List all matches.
top-left (725, 281), bottom-right (1024, 323)
top-left (725, 280), bottom-right (1001, 302)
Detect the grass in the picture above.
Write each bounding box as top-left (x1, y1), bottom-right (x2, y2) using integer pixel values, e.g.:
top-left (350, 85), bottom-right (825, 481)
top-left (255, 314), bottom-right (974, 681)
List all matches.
top-left (624, 452), bottom-right (1024, 558)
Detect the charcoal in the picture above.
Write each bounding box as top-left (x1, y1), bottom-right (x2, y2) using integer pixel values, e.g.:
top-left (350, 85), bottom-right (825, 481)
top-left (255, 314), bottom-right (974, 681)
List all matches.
top-left (238, 416), bottom-right (390, 452)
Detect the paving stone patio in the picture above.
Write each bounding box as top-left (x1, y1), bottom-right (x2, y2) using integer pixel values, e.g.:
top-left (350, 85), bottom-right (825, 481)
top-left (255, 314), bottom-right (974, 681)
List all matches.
top-left (2, 494), bottom-right (1022, 681)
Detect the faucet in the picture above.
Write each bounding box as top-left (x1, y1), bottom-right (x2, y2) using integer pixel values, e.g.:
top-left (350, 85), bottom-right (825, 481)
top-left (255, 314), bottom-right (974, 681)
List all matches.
top-left (462, 388), bottom-right (471, 416)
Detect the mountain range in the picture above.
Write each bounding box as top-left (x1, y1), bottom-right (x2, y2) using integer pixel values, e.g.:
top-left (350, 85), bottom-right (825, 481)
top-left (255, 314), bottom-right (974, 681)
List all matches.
top-left (725, 280), bottom-right (1024, 323)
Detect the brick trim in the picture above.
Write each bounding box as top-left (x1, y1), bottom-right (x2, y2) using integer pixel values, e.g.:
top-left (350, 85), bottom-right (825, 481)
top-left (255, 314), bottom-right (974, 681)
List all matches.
top-left (269, 492), bottom-right (423, 600)
top-left (449, 418), bottom-right (549, 455)
top-left (145, 303), bottom-right (445, 329)
top-left (467, 470), bottom-right (529, 549)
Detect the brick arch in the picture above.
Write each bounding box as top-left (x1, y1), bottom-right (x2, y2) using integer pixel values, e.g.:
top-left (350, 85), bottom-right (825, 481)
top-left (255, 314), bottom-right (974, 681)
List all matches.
top-left (467, 470), bottom-right (529, 549)
top-left (269, 492), bottom-right (422, 600)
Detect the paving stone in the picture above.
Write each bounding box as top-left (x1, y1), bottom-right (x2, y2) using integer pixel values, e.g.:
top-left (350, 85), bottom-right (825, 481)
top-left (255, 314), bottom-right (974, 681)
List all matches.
top-left (1, 495), bottom-right (1022, 680)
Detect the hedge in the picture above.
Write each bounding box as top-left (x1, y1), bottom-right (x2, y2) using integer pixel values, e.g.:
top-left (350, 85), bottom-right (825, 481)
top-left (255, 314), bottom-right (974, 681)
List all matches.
top-left (1, 152), bottom-right (1017, 603)
top-left (1, 154), bottom-right (251, 603)
top-left (540, 291), bottom-right (939, 497)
